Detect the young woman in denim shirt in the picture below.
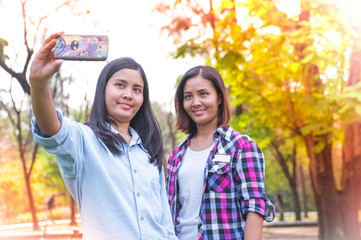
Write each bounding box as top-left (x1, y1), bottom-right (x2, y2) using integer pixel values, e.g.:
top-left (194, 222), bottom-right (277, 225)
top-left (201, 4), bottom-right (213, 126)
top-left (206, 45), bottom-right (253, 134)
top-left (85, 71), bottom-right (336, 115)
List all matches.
top-left (30, 33), bottom-right (176, 240)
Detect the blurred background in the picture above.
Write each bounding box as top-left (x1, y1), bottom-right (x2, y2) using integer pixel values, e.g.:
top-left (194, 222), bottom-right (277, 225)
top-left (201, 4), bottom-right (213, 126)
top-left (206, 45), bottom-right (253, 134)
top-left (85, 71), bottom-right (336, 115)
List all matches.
top-left (0, 0), bottom-right (361, 239)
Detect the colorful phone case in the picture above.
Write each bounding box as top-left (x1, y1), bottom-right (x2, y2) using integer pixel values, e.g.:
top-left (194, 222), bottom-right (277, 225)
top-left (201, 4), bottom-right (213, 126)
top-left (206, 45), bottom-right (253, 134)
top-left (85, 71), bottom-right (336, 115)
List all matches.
top-left (54, 35), bottom-right (108, 61)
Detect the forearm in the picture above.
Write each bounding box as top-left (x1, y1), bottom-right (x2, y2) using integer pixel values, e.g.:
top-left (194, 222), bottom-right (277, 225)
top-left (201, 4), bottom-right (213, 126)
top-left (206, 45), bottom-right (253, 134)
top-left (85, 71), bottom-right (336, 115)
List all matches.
top-left (30, 83), bottom-right (60, 136)
top-left (29, 33), bottom-right (63, 136)
top-left (244, 212), bottom-right (263, 240)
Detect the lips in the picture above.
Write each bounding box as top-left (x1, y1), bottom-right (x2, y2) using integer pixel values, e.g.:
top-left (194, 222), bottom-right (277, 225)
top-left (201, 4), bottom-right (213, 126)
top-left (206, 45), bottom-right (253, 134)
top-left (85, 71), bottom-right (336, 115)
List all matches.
top-left (118, 102), bottom-right (132, 109)
top-left (193, 109), bottom-right (206, 116)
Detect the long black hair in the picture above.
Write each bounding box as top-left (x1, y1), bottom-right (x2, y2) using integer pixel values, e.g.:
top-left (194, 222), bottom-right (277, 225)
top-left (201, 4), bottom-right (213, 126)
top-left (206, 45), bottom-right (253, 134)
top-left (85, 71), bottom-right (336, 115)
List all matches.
top-left (87, 57), bottom-right (163, 171)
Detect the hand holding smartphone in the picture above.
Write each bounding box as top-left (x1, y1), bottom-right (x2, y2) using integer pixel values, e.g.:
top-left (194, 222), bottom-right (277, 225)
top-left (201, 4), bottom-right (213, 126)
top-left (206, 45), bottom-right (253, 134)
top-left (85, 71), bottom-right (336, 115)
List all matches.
top-left (54, 34), bottom-right (109, 61)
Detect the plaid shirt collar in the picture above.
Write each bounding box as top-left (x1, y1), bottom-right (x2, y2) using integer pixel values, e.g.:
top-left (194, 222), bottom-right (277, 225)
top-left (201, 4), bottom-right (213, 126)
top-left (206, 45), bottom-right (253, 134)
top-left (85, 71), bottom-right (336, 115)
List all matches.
top-left (179, 125), bottom-right (232, 147)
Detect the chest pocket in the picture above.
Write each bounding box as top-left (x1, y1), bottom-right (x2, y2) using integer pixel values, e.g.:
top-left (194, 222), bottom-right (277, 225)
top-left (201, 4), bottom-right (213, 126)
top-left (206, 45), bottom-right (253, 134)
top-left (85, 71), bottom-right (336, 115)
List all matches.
top-left (207, 161), bottom-right (232, 193)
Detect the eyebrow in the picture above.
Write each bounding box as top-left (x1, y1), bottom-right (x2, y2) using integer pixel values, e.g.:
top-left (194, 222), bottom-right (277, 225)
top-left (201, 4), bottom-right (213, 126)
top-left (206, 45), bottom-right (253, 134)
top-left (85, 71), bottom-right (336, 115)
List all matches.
top-left (114, 78), bottom-right (144, 88)
top-left (184, 88), bottom-right (208, 93)
top-left (134, 83), bottom-right (144, 89)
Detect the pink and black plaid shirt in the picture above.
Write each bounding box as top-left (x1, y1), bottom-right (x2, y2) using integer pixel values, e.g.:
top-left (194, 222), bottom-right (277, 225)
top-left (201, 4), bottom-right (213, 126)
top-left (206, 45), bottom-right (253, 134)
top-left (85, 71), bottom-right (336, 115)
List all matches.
top-left (166, 126), bottom-right (275, 240)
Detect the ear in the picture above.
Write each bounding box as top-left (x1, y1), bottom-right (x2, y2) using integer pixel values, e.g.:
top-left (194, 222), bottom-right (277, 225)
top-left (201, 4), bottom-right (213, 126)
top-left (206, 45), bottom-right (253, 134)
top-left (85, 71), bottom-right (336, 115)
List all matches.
top-left (217, 94), bottom-right (222, 106)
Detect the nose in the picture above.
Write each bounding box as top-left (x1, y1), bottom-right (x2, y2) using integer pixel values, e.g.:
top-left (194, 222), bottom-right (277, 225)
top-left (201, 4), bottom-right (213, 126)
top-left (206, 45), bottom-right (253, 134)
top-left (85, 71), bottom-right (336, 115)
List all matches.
top-left (122, 89), bottom-right (133, 100)
top-left (123, 94), bottom-right (132, 100)
top-left (192, 96), bottom-right (201, 107)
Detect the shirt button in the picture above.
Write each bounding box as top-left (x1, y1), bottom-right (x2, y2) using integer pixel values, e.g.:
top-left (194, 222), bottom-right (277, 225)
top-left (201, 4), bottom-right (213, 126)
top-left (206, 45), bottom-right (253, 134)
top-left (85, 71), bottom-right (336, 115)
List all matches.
top-left (140, 217), bottom-right (144, 221)
top-left (134, 169), bottom-right (137, 173)
top-left (137, 193), bottom-right (140, 197)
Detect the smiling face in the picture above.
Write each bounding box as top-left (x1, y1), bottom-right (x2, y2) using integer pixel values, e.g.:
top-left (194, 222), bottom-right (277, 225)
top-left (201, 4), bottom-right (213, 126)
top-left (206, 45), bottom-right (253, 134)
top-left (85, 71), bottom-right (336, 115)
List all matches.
top-left (183, 76), bottom-right (221, 130)
top-left (105, 68), bottom-right (144, 130)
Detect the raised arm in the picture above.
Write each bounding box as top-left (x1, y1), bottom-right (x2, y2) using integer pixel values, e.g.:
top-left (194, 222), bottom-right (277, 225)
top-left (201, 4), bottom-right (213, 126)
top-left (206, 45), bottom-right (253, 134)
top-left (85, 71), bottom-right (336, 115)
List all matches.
top-left (29, 33), bottom-right (64, 136)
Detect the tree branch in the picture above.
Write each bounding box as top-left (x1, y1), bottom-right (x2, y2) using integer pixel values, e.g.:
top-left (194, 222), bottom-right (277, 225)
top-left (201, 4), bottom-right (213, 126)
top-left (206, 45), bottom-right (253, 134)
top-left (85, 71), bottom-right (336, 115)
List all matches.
top-left (271, 139), bottom-right (295, 185)
top-left (21, 0), bottom-right (31, 52)
top-left (29, 143), bottom-right (38, 176)
top-left (0, 59), bottom-right (31, 94)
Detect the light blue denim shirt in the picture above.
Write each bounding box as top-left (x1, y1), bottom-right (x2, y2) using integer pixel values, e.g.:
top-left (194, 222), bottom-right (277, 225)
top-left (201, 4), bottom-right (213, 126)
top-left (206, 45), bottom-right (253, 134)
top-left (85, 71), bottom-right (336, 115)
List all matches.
top-left (31, 111), bottom-right (177, 240)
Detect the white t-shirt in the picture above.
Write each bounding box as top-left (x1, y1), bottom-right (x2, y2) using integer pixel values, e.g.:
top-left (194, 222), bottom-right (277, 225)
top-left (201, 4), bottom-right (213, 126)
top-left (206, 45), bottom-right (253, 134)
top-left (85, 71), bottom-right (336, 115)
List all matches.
top-left (176, 144), bottom-right (214, 240)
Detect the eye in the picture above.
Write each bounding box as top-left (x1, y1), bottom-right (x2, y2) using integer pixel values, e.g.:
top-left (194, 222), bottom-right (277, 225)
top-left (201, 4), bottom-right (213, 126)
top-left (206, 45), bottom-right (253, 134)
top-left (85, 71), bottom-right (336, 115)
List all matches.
top-left (200, 91), bottom-right (208, 96)
top-left (184, 94), bottom-right (192, 99)
top-left (134, 87), bottom-right (142, 93)
top-left (115, 82), bottom-right (124, 87)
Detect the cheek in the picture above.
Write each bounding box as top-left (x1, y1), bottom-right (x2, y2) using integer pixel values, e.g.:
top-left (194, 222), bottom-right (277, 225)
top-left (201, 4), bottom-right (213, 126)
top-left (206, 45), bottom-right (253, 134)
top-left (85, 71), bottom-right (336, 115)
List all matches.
top-left (104, 93), bottom-right (111, 109)
top-left (183, 101), bottom-right (190, 110)
top-left (135, 96), bottom-right (144, 110)
top-left (139, 95), bottom-right (144, 105)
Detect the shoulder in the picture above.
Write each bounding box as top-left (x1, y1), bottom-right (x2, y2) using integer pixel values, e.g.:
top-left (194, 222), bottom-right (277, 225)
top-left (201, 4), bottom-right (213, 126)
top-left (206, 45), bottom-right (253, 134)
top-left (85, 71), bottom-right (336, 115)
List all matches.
top-left (169, 136), bottom-right (190, 160)
top-left (63, 117), bottom-right (95, 138)
top-left (221, 126), bottom-right (259, 150)
top-left (32, 110), bottom-right (92, 144)
top-left (170, 140), bottom-right (185, 157)
top-left (52, 110), bottom-right (92, 134)
top-left (57, 115), bottom-right (102, 148)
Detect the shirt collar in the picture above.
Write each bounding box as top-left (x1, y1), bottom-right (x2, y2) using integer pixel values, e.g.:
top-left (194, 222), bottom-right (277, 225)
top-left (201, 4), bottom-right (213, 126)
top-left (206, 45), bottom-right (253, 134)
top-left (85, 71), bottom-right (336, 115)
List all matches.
top-left (215, 125), bottom-right (232, 142)
top-left (107, 123), bottom-right (146, 150)
top-left (180, 125), bottom-right (233, 148)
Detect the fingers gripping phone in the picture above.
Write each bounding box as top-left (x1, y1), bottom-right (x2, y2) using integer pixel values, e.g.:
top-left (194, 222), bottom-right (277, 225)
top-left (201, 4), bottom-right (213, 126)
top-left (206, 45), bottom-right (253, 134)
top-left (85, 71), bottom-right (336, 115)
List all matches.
top-left (54, 34), bottom-right (109, 61)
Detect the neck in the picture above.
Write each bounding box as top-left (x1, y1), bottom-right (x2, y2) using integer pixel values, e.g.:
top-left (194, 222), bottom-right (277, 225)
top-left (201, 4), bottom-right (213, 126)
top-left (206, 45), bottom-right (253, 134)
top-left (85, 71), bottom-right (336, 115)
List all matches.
top-left (189, 124), bottom-right (218, 151)
top-left (110, 122), bottom-right (132, 144)
top-left (194, 124), bottom-right (218, 139)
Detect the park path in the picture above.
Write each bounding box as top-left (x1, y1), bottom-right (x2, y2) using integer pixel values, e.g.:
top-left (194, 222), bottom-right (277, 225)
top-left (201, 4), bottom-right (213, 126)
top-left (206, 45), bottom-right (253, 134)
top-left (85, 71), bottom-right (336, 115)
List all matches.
top-left (263, 225), bottom-right (318, 240)
top-left (0, 220), bottom-right (319, 239)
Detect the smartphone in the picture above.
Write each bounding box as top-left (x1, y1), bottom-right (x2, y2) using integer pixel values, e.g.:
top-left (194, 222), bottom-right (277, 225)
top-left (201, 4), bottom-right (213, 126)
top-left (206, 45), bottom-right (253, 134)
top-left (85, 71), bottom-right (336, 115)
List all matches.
top-left (54, 34), bottom-right (109, 61)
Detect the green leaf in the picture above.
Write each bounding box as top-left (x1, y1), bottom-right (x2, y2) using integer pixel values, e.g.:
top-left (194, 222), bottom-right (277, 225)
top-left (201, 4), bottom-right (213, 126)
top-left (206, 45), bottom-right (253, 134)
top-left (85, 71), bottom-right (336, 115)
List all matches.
top-left (301, 53), bottom-right (315, 64)
top-left (356, 105), bottom-right (361, 116)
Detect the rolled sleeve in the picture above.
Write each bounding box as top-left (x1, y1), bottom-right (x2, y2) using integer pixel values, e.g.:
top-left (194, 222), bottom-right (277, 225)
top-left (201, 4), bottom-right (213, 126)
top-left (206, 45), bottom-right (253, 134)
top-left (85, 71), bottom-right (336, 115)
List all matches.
top-left (31, 110), bottom-right (66, 148)
top-left (241, 196), bottom-right (275, 222)
top-left (31, 110), bottom-right (82, 178)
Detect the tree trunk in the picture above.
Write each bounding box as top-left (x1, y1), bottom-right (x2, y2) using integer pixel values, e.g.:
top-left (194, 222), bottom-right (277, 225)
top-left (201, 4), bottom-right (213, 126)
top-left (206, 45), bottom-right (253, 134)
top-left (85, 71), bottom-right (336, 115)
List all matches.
top-left (167, 112), bottom-right (176, 148)
top-left (339, 36), bottom-right (361, 240)
top-left (304, 134), bottom-right (360, 240)
top-left (23, 173), bottom-right (40, 230)
top-left (294, 3), bottom-right (361, 238)
top-left (19, 141), bottom-right (39, 231)
top-left (276, 193), bottom-right (284, 221)
top-left (70, 195), bottom-right (77, 226)
top-left (271, 140), bottom-right (302, 220)
top-left (291, 143), bottom-right (301, 221)
top-left (290, 181), bottom-right (301, 221)
top-left (299, 165), bottom-right (308, 218)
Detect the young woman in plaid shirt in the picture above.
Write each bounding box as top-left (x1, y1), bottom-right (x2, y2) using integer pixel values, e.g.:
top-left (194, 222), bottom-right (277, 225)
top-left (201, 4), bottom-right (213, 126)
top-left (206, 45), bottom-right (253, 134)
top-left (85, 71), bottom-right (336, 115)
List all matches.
top-left (166, 66), bottom-right (275, 240)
